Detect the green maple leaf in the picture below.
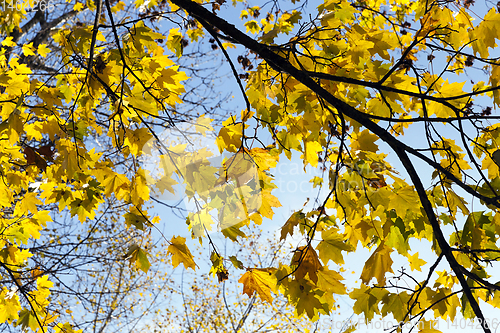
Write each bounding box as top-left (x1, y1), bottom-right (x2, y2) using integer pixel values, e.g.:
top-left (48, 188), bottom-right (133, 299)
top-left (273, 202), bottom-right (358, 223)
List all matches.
top-left (350, 284), bottom-right (381, 322)
top-left (381, 292), bottom-right (411, 322)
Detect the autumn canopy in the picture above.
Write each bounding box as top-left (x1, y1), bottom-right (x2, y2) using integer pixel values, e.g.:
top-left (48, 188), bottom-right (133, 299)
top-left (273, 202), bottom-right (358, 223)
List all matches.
top-left (1, 0), bottom-right (500, 331)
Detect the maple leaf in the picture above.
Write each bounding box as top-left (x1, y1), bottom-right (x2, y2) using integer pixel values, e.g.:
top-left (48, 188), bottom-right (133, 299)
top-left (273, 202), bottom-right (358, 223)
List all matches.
top-left (350, 284), bottom-right (383, 322)
top-left (295, 286), bottom-right (324, 319)
top-left (350, 129), bottom-right (379, 153)
top-left (317, 268), bottom-right (347, 295)
top-left (238, 268), bottom-right (276, 304)
top-left (124, 128), bottom-right (153, 156)
top-left (316, 228), bottom-right (355, 265)
top-left (388, 186), bottom-right (420, 217)
top-left (194, 114), bottom-right (214, 136)
top-left (125, 244), bottom-right (150, 273)
top-left (229, 255), bottom-right (244, 270)
top-left (280, 210), bottom-right (305, 241)
top-left (5, 73), bottom-right (30, 96)
top-left (209, 251), bottom-right (229, 283)
top-left (292, 244), bottom-right (322, 283)
top-left (361, 243), bottom-right (394, 285)
top-left (37, 44), bottom-right (51, 57)
top-left (23, 146), bottom-right (47, 171)
top-left (166, 28), bottom-right (184, 57)
top-left (14, 192), bottom-right (42, 216)
top-left (153, 175), bottom-right (178, 195)
top-left (130, 170), bottom-right (150, 204)
top-left (167, 236), bottom-right (197, 270)
top-left (408, 252), bottom-right (427, 272)
top-left (221, 220), bottom-right (247, 241)
top-left (249, 147), bottom-right (279, 169)
top-left (17, 310), bottom-right (39, 331)
top-left (101, 172), bottom-right (129, 198)
top-left (258, 190), bottom-right (282, 219)
top-left (0, 286), bottom-right (21, 322)
top-left (381, 292), bottom-right (411, 322)
top-left (124, 211), bottom-right (148, 230)
top-left (303, 140), bottom-right (323, 167)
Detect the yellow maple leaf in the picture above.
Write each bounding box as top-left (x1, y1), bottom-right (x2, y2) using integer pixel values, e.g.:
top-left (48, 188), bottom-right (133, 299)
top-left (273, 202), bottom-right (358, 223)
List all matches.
top-left (167, 236), bottom-right (196, 270)
top-left (216, 116), bottom-right (243, 153)
top-left (0, 287), bottom-right (21, 323)
top-left (483, 153), bottom-right (499, 178)
top-left (153, 175), bottom-right (177, 195)
top-left (124, 127), bottom-right (153, 156)
top-left (73, 2), bottom-right (84, 10)
top-left (5, 73), bottom-right (30, 96)
top-left (317, 268), bottom-right (347, 295)
top-left (280, 210), bottom-right (305, 241)
top-left (14, 192), bottom-right (42, 216)
top-left (22, 43), bottom-right (36, 57)
top-left (130, 170), bottom-right (150, 204)
top-left (292, 244), bottom-right (323, 283)
top-left (126, 245), bottom-right (150, 273)
top-left (388, 186), bottom-right (420, 217)
top-left (36, 275), bottom-right (54, 290)
top-left (361, 243), bottom-right (394, 285)
top-left (350, 129), bottom-right (379, 152)
top-left (244, 20), bottom-right (261, 34)
top-left (408, 252), bottom-right (427, 272)
top-left (317, 228), bottom-right (355, 264)
top-left (258, 190), bottom-right (281, 219)
top-left (249, 147), bottom-right (278, 169)
top-left (238, 268), bottom-right (276, 303)
top-left (37, 44), bottom-right (51, 58)
top-left (101, 172), bottom-right (129, 198)
top-left (303, 140), bottom-right (323, 167)
top-left (111, 0), bottom-right (125, 12)
top-left (194, 114), bottom-right (214, 136)
top-left (0, 184), bottom-right (13, 208)
top-left (166, 28), bottom-right (183, 57)
top-left (1, 37), bottom-right (16, 47)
